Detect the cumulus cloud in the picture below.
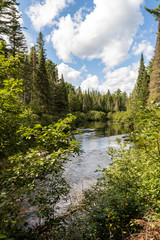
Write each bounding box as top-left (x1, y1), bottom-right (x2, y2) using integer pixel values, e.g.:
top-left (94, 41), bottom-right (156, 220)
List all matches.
top-left (101, 62), bottom-right (139, 93)
top-left (57, 63), bottom-right (82, 83)
top-left (51, 0), bottom-right (144, 68)
top-left (52, 15), bottom-right (75, 62)
top-left (26, 0), bottom-right (73, 31)
top-left (132, 40), bottom-right (154, 60)
top-left (80, 62), bottom-right (139, 94)
top-left (80, 74), bottom-right (99, 92)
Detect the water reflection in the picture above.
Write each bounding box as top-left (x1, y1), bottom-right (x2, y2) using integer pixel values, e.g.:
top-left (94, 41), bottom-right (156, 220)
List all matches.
top-left (64, 122), bottom-right (129, 195)
top-left (78, 121), bottom-right (129, 138)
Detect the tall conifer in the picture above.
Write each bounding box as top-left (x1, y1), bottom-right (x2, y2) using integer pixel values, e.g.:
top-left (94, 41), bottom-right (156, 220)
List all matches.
top-left (135, 54), bottom-right (150, 105)
top-left (34, 32), bottom-right (51, 114)
top-left (145, 5), bottom-right (160, 102)
top-left (0, 0), bottom-right (18, 41)
top-left (8, 5), bottom-right (27, 56)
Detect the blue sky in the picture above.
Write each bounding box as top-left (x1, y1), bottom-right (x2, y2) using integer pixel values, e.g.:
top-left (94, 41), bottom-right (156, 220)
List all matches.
top-left (18, 0), bottom-right (158, 94)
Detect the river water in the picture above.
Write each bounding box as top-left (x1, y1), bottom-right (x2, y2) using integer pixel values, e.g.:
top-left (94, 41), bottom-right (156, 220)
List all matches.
top-left (57, 121), bottom-right (129, 214)
top-left (27, 121), bottom-right (129, 224)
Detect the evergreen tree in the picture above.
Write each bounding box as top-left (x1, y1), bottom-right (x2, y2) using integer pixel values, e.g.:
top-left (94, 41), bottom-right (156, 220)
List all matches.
top-left (76, 86), bottom-right (83, 111)
top-left (46, 59), bottom-right (58, 83)
top-left (145, 5), bottom-right (160, 102)
top-left (29, 45), bottom-right (37, 103)
top-left (135, 54), bottom-right (150, 105)
top-left (0, 0), bottom-right (18, 41)
top-left (20, 54), bottom-right (32, 104)
top-left (147, 57), bottom-right (153, 76)
top-left (68, 86), bottom-right (78, 112)
top-left (58, 74), bottom-right (68, 112)
top-left (105, 90), bottom-right (113, 112)
top-left (8, 5), bottom-right (27, 56)
top-left (121, 92), bottom-right (128, 111)
top-left (33, 32), bottom-right (51, 114)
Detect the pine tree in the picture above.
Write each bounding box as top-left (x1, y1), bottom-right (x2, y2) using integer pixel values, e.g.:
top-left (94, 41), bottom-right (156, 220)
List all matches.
top-left (33, 32), bottom-right (51, 114)
top-left (76, 86), bottom-right (83, 112)
top-left (145, 5), bottom-right (160, 102)
top-left (105, 90), bottom-right (113, 112)
top-left (68, 86), bottom-right (77, 112)
top-left (0, 1), bottom-right (27, 56)
top-left (20, 54), bottom-right (32, 104)
top-left (58, 74), bottom-right (68, 112)
top-left (0, 0), bottom-right (18, 41)
top-left (29, 45), bottom-right (37, 103)
top-left (135, 54), bottom-right (150, 105)
top-left (8, 5), bottom-right (27, 56)
top-left (46, 59), bottom-right (58, 83)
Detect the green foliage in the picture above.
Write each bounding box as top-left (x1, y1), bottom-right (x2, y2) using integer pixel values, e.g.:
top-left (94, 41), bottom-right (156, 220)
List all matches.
top-left (0, 43), bottom-right (80, 238)
top-left (74, 110), bottom-right (106, 123)
top-left (145, 5), bottom-right (160, 21)
top-left (0, 113), bottom-right (80, 238)
top-left (7, 5), bottom-right (27, 56)
top-left (109, 111), bottom-right (134, 126)
top-left (0, 0), bottom-right (18, 42)
top-left (135, 54), bottom-right (150, 106)
top-left (32, 32), bottom-right (51, 114)
top-left (61, 105), bottom-right (160, 240)
top-left (86, 110), bottom-right (106, 121)
top-left (0, 45), bottom-right (36, 159)
top-left (0, 43), bottom-right (20, 86)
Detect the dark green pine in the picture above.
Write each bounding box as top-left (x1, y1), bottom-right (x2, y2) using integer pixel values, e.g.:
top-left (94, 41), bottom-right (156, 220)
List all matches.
top-left (135, 54), bottom-right (149, 105)
top-left (7, 5), bottom-right (27, 56)
top-left (34, 32), bottom-right (51, 114)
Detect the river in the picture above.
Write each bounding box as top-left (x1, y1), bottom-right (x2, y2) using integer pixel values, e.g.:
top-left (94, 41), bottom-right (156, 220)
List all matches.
top-left (57, 121), bottom-right (129, 214)
top-left (27, 121), bottom-right (129, 224)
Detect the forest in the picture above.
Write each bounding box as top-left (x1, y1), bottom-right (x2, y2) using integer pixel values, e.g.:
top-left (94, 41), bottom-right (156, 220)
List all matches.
top-left (0, 0), bottom-right (160, 239)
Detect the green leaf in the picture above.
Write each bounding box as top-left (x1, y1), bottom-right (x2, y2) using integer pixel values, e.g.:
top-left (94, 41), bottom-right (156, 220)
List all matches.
top-left (0, 234), bottom-right (6, 239)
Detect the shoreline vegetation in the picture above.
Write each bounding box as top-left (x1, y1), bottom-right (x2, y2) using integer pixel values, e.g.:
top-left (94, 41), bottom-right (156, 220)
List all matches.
top-left (1, 0), bottom-right (160, 239)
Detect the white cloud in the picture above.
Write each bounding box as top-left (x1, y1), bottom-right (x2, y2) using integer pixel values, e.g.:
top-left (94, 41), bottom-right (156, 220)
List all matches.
top-left (45, 34), bottom-right (51, 43)
top-left (57, 63), bottom-right (82, 83)
top-left (26, 0), bottom-right (73, 31)
top-left (23, 31), bottom-right (34, 49)
top-left (101, 63), bottom-right (139, 93)
top-left (80, 74), bottom-right (99, 92)
top-left (80, 62), bottom-right (139, 94)
top-left (132, 40), bottom-right (154, 60)
top-left (80, 64), bottom-right (88, 73)
top-left (52, 15), bottom-right (75, 62)
top-left (51, 0), bottom-right (144, 68)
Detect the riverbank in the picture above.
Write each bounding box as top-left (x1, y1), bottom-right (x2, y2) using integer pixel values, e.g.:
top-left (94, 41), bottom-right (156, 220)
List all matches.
top-left (35, 106), bottom-right (160, 239)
